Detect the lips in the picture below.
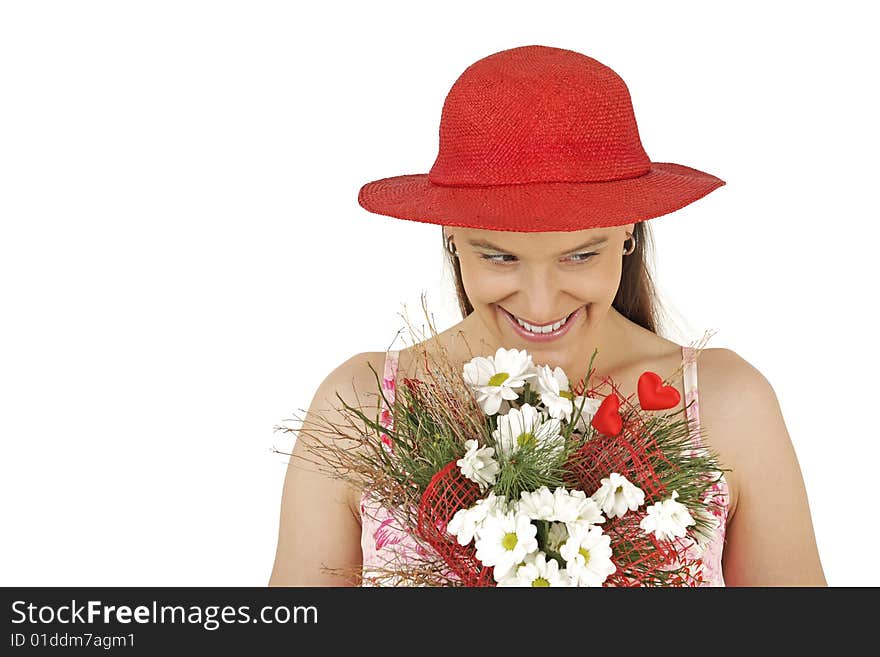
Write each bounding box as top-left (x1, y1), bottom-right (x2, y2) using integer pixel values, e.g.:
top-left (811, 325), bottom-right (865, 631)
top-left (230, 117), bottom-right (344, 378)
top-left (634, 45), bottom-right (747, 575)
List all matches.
top-left (499, 306), bottom-right (575, 328)
top-left (497, 304), bottom-right (585, 342)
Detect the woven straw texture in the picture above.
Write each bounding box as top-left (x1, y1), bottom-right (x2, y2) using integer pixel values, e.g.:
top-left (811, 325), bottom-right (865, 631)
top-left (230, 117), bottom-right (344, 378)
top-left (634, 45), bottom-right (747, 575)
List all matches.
top-left (358, 44), bottom-right (725, 232)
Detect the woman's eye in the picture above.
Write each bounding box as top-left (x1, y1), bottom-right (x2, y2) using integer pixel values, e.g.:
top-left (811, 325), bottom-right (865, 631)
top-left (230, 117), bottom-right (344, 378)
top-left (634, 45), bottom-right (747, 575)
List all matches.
top-left (478, 252), bottom-right (596, 264)
top-left (479, 253), bottom-right (517, 263)
top-left (568, 252), bottom-right (597, 263)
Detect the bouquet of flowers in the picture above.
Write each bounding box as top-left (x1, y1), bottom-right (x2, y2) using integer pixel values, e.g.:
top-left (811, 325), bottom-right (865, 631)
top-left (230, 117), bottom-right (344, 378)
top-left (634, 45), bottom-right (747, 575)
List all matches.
top-left (278, 304), bottom-right (728, 587)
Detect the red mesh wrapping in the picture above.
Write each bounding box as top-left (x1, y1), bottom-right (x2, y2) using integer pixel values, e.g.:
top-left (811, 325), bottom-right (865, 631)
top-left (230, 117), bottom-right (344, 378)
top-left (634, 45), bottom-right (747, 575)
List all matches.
top-left (563, 378), bottom-right (704, 586)
top-left (564, 426), bottom-right (665, 505)
top-left (589, 508), bottom-right (703, 587)
top-left (417, 460), bottom-right (496, 586)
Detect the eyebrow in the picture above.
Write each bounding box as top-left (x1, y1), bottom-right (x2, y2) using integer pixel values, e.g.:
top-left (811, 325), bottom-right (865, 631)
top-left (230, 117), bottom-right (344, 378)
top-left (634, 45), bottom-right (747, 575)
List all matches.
top-left (466, 236), bottom-right (610, 256)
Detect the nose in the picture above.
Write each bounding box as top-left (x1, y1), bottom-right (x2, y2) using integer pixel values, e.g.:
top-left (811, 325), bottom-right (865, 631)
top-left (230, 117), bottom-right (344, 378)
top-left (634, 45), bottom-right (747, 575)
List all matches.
top-left (515, 266), bottom-right (565, 323)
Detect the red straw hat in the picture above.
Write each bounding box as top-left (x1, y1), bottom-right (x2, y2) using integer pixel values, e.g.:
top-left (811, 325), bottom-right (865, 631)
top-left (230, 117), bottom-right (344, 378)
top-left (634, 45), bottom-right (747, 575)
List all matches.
top-left (358, 45), bottom-right (725, 233)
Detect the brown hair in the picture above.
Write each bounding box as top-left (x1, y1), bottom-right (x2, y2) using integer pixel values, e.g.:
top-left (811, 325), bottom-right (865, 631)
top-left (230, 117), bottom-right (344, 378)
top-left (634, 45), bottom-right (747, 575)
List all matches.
top-left (445, 222), bottom-right (665, 334)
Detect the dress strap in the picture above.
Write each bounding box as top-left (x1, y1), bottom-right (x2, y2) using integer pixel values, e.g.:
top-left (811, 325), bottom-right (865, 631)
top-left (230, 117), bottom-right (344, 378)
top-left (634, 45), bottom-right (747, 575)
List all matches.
top-left (681, 346), bottom-right (705, 452)
top-left (380, 349), bottom-right (400, 415)
top-left (378, 350), bottom-right (400, 453)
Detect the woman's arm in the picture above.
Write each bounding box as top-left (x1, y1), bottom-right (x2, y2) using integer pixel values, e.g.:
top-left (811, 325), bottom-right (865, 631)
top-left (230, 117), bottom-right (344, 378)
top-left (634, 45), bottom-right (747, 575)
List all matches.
top-left (702, 349), bottom-right (827, 586)
top-left (268, 352), bottom-right (383, 586)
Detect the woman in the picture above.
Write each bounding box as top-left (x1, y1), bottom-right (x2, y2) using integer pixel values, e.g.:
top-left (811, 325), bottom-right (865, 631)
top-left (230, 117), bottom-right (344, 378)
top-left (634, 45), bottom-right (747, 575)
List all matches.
top-left (269, 45), bottom-right (826, 587)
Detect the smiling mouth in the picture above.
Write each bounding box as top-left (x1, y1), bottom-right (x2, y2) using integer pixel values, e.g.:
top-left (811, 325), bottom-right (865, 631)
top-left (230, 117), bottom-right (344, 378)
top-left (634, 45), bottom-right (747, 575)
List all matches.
top-left (498, 305), bottom-right (583, 336)
top-left (498, 306), bottom-right (577, 328)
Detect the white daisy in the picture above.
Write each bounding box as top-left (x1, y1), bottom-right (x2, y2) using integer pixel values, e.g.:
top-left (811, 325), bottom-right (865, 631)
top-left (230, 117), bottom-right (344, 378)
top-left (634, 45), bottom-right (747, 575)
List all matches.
top-left (517, 486), bottom-right (556, 521)
top-left (533, 365), bottom-right (576, 420)
top-left (554, 487), bottom-right (606, 525)
top-left (560, 522), bottom-right (616, 587)
top-left (639, 490), bottom-right (696, 542)
top-left (447, 491), bottom-right (507, 546)
top-left (533, 366), bottom-right (603, 435)
top-left (492, 403), bottom-right (564, 459)
top-left (463, 347), bottom-right (536, 416)
top-left (497, 551), bottom-right (571, 587)
top-left (474, 509), bottom-right (539, 582)
top-left (456, 439), bottom-right (500, 492)
top-left (591, 472), bottom-right (645, 519)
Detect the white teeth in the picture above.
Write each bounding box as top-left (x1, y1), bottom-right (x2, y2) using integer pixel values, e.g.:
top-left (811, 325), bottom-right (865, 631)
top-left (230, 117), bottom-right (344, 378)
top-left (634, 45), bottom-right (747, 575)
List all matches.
top-left (514, 313), bottom-right (568, 334)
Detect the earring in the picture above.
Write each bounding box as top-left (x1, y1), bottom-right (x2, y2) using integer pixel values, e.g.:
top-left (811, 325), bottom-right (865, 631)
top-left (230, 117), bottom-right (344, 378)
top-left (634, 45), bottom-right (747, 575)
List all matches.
top-left (445, 232), bottom-right (459, 258)
top-left (622, 232), bottom-right (636, 256)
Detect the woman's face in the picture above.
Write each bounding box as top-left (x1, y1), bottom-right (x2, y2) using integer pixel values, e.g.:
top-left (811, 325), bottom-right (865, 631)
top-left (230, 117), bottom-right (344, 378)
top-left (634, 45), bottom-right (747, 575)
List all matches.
top-left (448, 225), bottom-right (634, 362)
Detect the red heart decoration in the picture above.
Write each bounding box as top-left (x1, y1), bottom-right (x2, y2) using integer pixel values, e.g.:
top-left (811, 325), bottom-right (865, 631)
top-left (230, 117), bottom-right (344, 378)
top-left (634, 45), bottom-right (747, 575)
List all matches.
top-left (591, 393), bottom-right (622, 436)
top-left (637, 371), bottom-right (681, 411)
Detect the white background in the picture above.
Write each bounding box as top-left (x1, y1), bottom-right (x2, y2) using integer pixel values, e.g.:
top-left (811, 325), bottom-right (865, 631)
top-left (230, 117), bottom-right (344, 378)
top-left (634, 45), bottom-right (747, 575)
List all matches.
top-left (1, 1), bottom-right (876, 586)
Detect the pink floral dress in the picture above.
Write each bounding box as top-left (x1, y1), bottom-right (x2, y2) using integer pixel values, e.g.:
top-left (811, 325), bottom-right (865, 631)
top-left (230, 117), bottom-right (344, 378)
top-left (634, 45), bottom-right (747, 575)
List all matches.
top-left (358, 350), bottom-right (432, 586)
top-left (359, 346), bottom-right (729, 586)
top-left (675, 345), bottom-right (729, 586)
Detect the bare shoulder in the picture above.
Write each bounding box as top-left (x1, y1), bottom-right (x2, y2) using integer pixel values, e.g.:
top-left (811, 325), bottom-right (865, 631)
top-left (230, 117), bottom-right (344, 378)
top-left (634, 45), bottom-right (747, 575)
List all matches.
top-left (317, 351), bottom-right (389, 409)
top-left (268, 350), bottom-right (392, 586)
top-left (694, 347), bottom-right (827, 585)
top-left (699, 347), bottom-right (773, 395)
top-left (695, 347), bottom-right (782, 413)
top-left (315, 350), bottom-right (390, 494)
top-left (303, 351), bottom-right (390, 456)
top-left (697, 347), bottom-right (782, 443)
top-left (693, 348), bottom-right (776, 513)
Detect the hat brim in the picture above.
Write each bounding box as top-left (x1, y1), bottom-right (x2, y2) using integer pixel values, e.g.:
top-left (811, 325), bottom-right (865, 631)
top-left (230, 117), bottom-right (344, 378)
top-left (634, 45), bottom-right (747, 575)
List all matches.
top-left (358, 162), bottom-right (725, 232)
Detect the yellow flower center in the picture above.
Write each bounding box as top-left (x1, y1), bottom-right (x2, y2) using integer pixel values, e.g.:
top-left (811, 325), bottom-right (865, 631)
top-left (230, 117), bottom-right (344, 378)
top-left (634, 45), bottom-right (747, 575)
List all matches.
top-left (502, 532), bottom-right (519, 551)
top-left (516, 431), bottom-right (536, 448)
top-left (615, 485), bottom-right (623, 494)
top-left (560, 390), bottom-right (574, 400)
top-left (579, 547), bottom-right (591, 564)
top-left (488, 372), bottom-right (510, 387)
top-left (532, 577), bottom-right (550, 587)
